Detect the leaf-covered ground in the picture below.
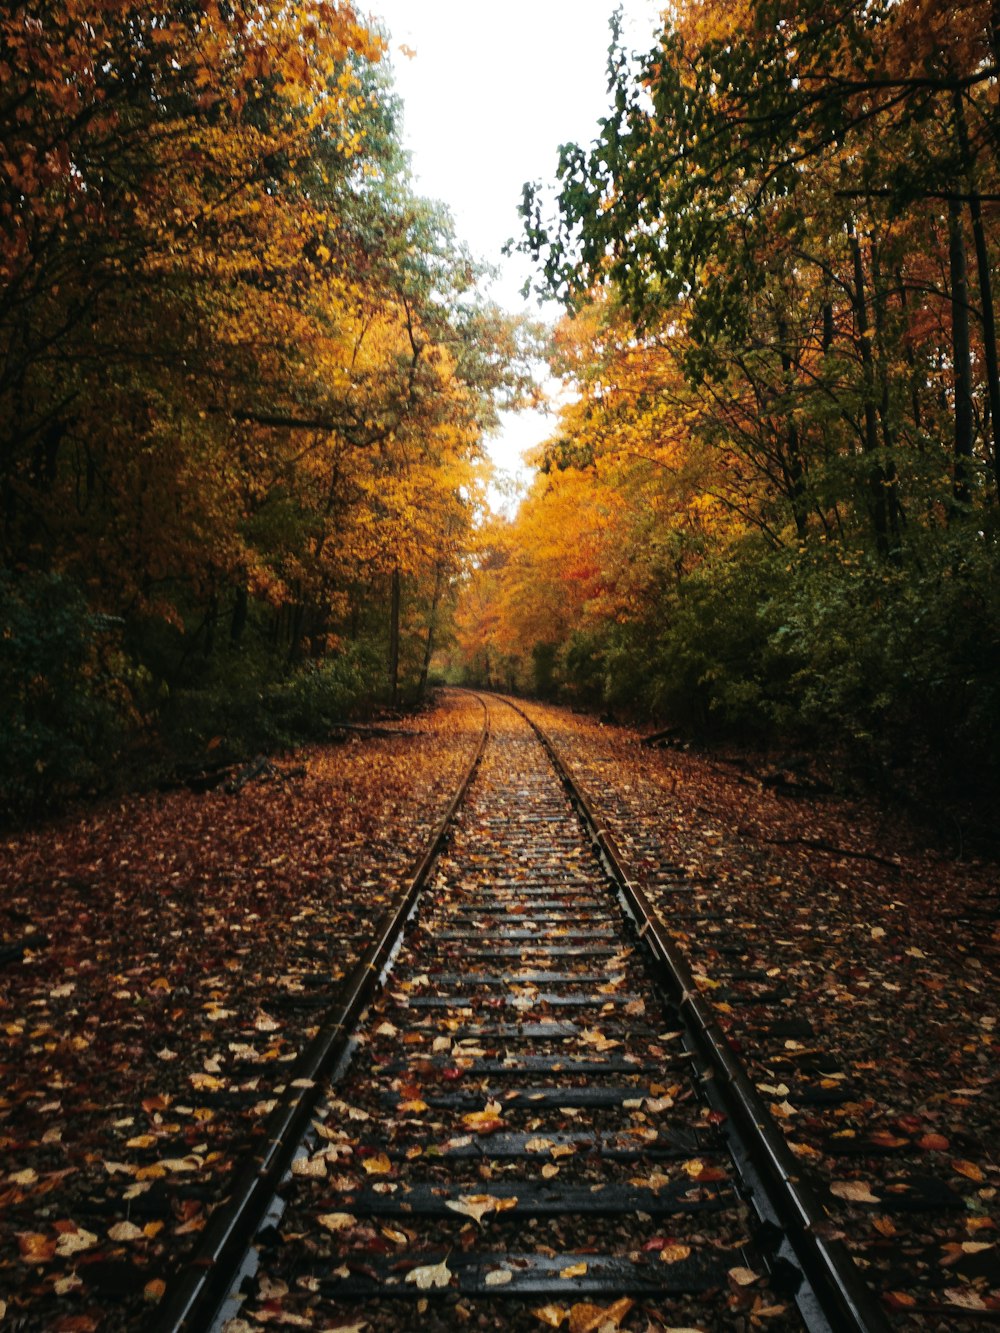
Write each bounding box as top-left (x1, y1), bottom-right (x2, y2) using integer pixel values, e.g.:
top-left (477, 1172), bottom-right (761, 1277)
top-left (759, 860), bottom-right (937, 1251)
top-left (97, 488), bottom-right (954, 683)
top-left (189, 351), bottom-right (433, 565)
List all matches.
top-left (0, 692), bottom-right (484, 1331)
top-left (518, 699), bottom-right (1000, 1323)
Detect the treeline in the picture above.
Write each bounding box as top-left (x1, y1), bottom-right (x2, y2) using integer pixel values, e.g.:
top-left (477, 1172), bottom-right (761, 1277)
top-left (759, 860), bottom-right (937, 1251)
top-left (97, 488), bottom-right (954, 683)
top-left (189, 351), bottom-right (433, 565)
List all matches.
top-left (457, 0), bottom-right (1000, 803)
top-left (1, 2), bottom-right (529, 815)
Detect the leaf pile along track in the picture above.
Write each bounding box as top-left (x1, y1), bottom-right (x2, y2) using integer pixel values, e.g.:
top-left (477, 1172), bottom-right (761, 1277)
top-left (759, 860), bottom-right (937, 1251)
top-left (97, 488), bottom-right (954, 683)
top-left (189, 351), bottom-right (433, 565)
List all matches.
top-left (157, 696), bottom-right (891, 1332)
top-left (512, 698), bottom-right (1000, 1328)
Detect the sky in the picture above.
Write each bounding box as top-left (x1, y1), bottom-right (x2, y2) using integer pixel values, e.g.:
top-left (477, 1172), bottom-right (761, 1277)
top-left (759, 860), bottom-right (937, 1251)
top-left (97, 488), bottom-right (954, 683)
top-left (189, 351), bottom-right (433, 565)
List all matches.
top-left (364, 1), bottom-right (665, 502)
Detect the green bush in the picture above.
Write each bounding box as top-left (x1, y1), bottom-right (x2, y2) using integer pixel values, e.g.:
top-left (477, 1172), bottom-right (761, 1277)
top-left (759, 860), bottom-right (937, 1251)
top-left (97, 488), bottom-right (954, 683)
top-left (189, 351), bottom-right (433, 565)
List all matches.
top-left (0, 571), bottom-right (129, 817)
top-left (162, 642), bottom-right (381, 765)
top-left (565, 532), bottom-right (1000, 796)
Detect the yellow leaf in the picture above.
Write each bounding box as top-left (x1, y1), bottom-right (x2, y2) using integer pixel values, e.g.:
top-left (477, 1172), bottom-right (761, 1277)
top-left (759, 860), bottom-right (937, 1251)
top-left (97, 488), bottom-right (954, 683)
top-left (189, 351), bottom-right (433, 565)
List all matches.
top-left (660, 1243), bottom-right (692, 1263)
top-left (362, 1153), bottom-right (392, 1176)
top-left (560, 1262), bottom-right (588, 1279)
top-left (530, 1305), bottom-right (568, 1328)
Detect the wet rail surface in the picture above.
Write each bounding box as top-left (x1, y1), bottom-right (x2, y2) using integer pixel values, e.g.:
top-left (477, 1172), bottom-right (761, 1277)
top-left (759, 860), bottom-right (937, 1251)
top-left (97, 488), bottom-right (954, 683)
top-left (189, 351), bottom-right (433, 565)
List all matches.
top-left (158, 696), bottom-right (896, 1331)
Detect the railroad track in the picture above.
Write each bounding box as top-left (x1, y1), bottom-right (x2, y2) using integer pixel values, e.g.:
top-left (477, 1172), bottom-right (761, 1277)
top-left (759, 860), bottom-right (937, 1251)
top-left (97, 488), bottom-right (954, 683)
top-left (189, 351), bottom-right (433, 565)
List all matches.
top-left (155, 694), bottom-right (893, 1332)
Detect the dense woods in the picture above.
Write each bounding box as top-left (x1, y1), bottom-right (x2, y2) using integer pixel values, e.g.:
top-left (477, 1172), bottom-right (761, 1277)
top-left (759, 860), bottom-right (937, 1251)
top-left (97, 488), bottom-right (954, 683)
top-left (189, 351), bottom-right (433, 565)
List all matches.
top-left (0, 1), bottom-right (529, 814)
top-left (5, 0), bottom-right (998, 821)
top-left (458, 0), bottom-right (1000, 806)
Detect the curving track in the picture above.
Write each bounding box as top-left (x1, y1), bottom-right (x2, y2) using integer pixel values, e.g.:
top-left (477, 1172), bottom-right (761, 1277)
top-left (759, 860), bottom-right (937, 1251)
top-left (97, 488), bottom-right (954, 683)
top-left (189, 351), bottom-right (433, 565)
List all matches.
top-left (156, 694), bottom-right (900, 1332)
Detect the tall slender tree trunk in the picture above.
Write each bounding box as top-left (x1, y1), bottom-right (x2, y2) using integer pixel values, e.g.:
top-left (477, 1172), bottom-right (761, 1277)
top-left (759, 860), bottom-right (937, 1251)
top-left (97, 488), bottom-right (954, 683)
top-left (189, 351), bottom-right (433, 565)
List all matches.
top-left (388, 567), bottom-right (401, 707)
top-left (848, 225), bottom-right (891, 554)
top-left (954, 90), bottom-right (1000, 497)
top-left (419, 563), bottom-right (445, 696)
top-left (948, 197), bottom-right (976, 508)
top-left (775, 315), bottom-right (808, 540)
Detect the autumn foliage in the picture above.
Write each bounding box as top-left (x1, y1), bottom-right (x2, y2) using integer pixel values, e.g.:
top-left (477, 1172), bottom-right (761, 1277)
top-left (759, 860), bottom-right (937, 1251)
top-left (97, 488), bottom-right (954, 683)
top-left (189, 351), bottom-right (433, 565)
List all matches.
top-left (0, 2), bottom-right (528, 813)
top-left (460, 0), bottom-right (1000, 801)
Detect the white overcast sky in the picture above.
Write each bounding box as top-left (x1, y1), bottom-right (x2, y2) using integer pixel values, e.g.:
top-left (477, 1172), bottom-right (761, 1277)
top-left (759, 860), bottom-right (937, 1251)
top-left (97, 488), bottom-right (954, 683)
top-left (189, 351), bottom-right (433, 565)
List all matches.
top-left (364, 1), bottom-right (665, 500)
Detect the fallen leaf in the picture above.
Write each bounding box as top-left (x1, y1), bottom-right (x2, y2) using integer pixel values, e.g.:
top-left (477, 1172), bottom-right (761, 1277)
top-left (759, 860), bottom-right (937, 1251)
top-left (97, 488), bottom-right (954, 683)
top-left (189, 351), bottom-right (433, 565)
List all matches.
top-left (55, 1225), bottom-right (98, 1257)
top-left (461, 1101), bottom-right (505, 1134)
top-left (944, 1288), bottom-right (987, 1310)
top-left (560, 1262), bottom-right (588, 1279)
top-left (108, 1221), bottom-right (144, 1242)
top-left (404, 1259), bottom-right (452, 1290)
top-left (291, 1154), bottom-right (327, 1178)
top-left (485, 1268), bottom-right (513, 1286)
top-left (729, 1266), bottom-right (760, 1286)
top-left (531, 1305), bottom-right (568, 1328)
top-left (952, 1159), bottom-right (986, 1183)
top-left (542, 1163), bottom-right (560, 1180)
top-left (318, 1213), bottom-right (357, 1232)
top-left (362, 1153), bottom-right (392, 1176)
top-left (660, 1243), bottom-right (692, 1263)
top-left (830, 1180), bottom-right (881, 1204)
top-left (444, 1193), bottom-right (515, 1224)
top-left (567, 1298), bottom-right (634, 1333)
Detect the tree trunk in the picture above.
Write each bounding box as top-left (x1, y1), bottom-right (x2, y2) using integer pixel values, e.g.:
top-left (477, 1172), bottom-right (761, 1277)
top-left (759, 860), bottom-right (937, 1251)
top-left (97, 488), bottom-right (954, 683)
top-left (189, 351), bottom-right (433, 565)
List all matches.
top-left (954, 89), bottom-right (1000, 497)
top-left (388, 567), bottom-right (401, 707)
top-left (230, 586), bottom-right (248, 647)
top-left (948, 197), bottom-right (976, 508)
top-left (848, 225), bottom-right (891, 554)
top-left (775, 315), bottom-right (808, 540)
top-left (419, 564), bottom-right (445, 696)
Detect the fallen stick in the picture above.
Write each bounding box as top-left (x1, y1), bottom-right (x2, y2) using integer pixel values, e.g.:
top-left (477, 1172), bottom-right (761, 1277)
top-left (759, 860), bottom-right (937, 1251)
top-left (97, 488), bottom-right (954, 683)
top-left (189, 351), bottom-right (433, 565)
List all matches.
top-left (761, 835), bottom-right (902, 873)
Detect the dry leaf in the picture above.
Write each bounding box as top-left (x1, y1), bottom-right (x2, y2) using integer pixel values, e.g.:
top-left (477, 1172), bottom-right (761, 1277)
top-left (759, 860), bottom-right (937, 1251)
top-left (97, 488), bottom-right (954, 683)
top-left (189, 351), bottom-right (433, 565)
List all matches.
top-left (398, 1099), bottom-right (428, 1114)
top-left (830, 1180), bottom-right (881, 1204)
top-left (952, 1159), bottom-right (986, 1183)
top-left (559, 1262), bottom-right (588, 1279)
top-left (108, 1221), bottom-right (144, 1242)
top-left (318, 1213), bottom-right (357, 1232)
top-left (461, 1101), bottom-right (505, 1134)
top-left (404, 1259), bottom-right (452, 1290)
top-left (531, 1306), bottom-right (568, 1328)
top-left (362, 1153), bottom-right (392, 1176)
top-left (484, 1268), bottom-right (513, 1286)
top-left (55, 1225), bottom-right (98, 1257)
top-left (728, 1266), bottom-right (760, 1286)
top-left (444, 1193), bottom-right (512, 1224)
top-left (568, 1299), bottom-right (634, 1333)
top-left (944, 1288), bottom-right (987, 1310)
top-left (542, 1163), bottom-right (560, 1180)
top-left (660, 1243), bottom-right (692, 1263)
top-left (291, 1154), bottom-right (327, 1178)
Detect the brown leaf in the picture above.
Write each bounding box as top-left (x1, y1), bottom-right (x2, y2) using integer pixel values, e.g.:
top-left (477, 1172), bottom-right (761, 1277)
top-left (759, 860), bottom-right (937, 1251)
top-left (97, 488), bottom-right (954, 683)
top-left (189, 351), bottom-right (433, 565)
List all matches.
top-left (952, 1158), bottom-right (986, 1183)
top-left (830, 1180), bottom-right (881, 1204)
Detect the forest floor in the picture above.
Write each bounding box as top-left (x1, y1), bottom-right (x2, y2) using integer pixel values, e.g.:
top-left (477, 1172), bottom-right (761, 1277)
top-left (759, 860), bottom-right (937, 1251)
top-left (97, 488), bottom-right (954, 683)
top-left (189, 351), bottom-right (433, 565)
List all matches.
top-left (0, 691), bottom-right (485, 1330)
top-left (0, 689), bottom-right (997, 1328)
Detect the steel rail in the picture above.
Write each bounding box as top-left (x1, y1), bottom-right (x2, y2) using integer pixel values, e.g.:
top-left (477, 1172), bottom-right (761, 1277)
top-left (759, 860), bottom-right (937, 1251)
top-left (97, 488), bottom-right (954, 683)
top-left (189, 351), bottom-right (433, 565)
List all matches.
top-left (504, 696), bottom-right (892, 1333)
top-left (153, 695), bottom-right (490, 1333)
